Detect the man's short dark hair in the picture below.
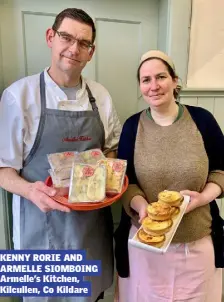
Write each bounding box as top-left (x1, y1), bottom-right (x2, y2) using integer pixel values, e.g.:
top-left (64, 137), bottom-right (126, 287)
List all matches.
top-left (52, 8), bottom-right (96, 43)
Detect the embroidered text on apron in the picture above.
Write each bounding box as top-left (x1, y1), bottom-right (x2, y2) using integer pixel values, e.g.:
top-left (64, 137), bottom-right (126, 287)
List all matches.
top-left (20, 72), bottom-right (114, 302)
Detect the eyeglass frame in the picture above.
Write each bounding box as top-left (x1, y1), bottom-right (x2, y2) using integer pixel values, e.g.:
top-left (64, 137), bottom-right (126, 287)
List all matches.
top-left (53, 30), bottom-right (94, 51)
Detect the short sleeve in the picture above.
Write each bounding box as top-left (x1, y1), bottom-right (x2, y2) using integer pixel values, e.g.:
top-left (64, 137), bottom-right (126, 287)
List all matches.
top-left (0, 89), bottom-right (24, 170)
top-left (101, 95), bottom-right (122, 154)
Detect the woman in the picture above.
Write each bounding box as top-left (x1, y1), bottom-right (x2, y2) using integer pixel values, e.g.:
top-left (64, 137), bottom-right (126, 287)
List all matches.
top-left (114, 50), bottom-right (224, 302)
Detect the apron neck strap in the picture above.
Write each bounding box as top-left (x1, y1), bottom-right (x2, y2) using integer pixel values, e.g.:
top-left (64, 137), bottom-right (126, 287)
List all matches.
top-left (40, 72), bottom-right (46, 113)
top-left (40, 72), bottom-right (99, 113)
top-left (86, 84), bottom-right (98, 112)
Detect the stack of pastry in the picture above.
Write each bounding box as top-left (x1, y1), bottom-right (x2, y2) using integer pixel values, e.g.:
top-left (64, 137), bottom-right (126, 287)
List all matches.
top-left (138, 191), bottom-right (183, 248)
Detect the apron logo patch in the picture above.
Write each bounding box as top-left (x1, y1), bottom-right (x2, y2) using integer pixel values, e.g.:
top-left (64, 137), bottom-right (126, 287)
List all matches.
top-left (62, 136), bottom-right (92, 142)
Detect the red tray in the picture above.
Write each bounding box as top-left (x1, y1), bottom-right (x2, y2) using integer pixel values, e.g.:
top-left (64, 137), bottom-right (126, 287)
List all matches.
top-left (45, 175), bottom-right (129, 211)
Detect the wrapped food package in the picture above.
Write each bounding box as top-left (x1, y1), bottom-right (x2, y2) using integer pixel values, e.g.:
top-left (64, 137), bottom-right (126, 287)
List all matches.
top-left (98, 159), bottom-right (127, 194)
top-left (68, 164), bottom-right (106, 203)
top-left (49, 167), bottom-right (72, 180)
top-left (47, 151), bottom-right (81, 171)
top-left (47, 151), bottom-right (83, 188)
top-left (48, 169), bottom-right (71, 188)
top-left (79, 149), bottom-right (105, 164)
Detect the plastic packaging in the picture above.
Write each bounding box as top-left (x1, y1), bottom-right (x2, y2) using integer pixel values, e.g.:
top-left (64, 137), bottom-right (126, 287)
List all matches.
top-left (48, 169), bottom-right (71, 188)
top-left (47, 151), bottom-right (80, 171)
top-left (49, 167), bottom-right (72, 180)
top-left (98, 158), bottom-right (127, 194)
top-left (68, 164), bottom-right (106, 203)
top-left (79, 149), bottom-right (105, 164)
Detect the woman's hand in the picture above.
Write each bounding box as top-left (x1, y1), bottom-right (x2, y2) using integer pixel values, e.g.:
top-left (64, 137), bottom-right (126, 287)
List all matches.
top-left (180, 190), bottom-right (204, 214)
top-left (138, 203), bottom-right (148, 223)
top-left (181, 182), bottom-right (222, 214)
top-left (130, 195), bottom-right (148, 223)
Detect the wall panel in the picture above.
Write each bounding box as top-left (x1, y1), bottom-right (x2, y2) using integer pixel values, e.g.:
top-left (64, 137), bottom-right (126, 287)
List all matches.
top-left (96, 18), bottom-right (141, 124)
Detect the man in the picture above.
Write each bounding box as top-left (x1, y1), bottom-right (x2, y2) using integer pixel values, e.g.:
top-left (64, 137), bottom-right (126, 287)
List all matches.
top-left (0, 8), bottom-right (121, 302)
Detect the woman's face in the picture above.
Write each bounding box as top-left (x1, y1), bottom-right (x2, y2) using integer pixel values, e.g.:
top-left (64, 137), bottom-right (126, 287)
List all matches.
top-left (139, 59), bottom-right (177, 109)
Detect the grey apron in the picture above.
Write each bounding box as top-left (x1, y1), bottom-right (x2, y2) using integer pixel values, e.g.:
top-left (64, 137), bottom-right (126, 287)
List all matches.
top-left (20, 72), bottom-right (114, 302)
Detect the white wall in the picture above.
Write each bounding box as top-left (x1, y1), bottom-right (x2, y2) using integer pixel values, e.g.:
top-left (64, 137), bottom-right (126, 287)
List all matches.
top-left (158, 0), bottom-right (168, 53)
top-left (166, 0), bottom-right (192, 85)
top-left (187, 0), bottom-right (224, 88)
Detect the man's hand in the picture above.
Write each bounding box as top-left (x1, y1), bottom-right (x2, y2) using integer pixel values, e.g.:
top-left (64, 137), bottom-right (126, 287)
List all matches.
top-left (0, 167), bottom-right (70, 212)
top-left (28, 181), bottom-right (70, 213)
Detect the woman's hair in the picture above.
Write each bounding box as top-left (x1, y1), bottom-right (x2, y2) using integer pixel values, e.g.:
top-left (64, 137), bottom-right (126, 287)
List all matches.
top-left (137, 57), bottom-right (182, 99)
top-left (52, 8), bottom-right (96, 43)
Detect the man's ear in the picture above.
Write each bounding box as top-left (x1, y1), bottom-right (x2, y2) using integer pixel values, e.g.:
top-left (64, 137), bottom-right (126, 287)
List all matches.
top-left (46, 28), bottom-right (55, 48)
top-left (87, 45), bottom-right (95, 61)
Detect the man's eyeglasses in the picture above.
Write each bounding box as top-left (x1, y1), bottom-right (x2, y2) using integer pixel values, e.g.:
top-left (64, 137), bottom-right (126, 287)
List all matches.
top-left (54, 30), bottom-right (93, 51)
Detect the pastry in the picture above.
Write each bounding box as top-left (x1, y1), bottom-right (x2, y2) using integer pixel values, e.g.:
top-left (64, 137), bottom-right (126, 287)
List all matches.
top-left (137, 229), bottom-right (165, 248)
top-left (142, 217), bottom-right (173, 236)
top-left (147, 202), bottom-right (172, 221)
top-left (158, 190), bottom-right (183, 207)
top-left (170, 207), bottom-right (180, 218)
